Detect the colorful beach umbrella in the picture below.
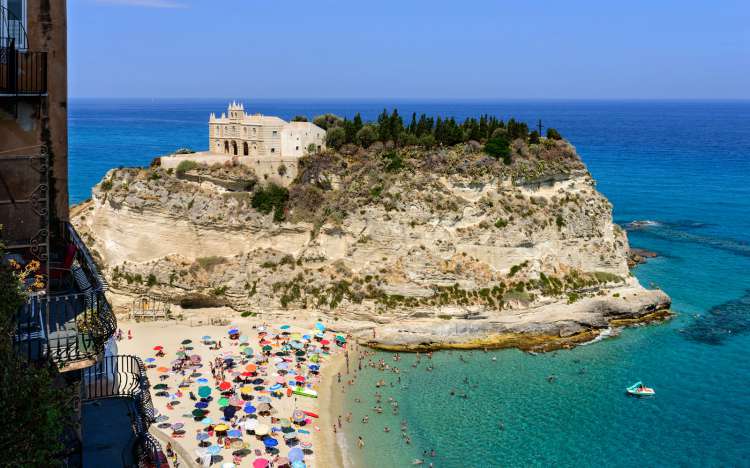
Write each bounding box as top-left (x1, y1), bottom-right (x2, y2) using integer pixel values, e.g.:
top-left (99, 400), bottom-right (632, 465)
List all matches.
top-left (252, 459), bottom-right (270, 468)
top-left (198, 386), bottom-right (211, 398)
top-left (153, 345), bottom-right (163, 350)
top-left (243, 404), bottom-right (256, 414)
top-left (288, 447), bottom-right (304, 462)
top-left (262, 437), bottom-right (278, 447)
top-left (219, 381), bottom-right (232, 391)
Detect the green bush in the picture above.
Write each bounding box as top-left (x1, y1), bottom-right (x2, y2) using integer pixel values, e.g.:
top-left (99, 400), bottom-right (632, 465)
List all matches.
top-left (494, 218), bottom-right (508, 228)
top-left (485, 134), bottom-right (511, 160)
top-left (100, 179), bottom-right (113, 191)
top-left (356, 125), bottom-right (378, 147)
top-left (382, 150), bottom-right (404, 172)
top-left (146, 274), bottom-right (157, 287)
top-left (292, 115), bottom-right (308, 122)
top-left (326, 127), bottom-right (347, 149)
top-left (546, 128), bottom-right (562, 140)
top-left (176, 160), bottom-right (199, 175)
top-left (252, 183), bottom-right (289, 222)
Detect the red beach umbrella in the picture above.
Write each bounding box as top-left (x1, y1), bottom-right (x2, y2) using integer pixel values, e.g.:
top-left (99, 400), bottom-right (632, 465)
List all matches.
top-left (218, 381), bottom-right (232, 391)
top-left (153, 346), bottom-right (164, 350)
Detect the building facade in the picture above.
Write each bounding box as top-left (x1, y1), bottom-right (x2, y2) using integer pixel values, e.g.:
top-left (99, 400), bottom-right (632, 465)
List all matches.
top-left (209, 102), bottom-right (326, 159)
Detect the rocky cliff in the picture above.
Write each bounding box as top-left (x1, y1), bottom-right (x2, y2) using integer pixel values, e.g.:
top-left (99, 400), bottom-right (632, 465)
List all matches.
top-left (72, 138), bottom-right (670, 351)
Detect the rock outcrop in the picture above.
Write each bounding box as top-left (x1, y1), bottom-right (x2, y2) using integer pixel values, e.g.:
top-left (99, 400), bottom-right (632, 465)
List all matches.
top-left (73, 139), bottom-right (671, 351)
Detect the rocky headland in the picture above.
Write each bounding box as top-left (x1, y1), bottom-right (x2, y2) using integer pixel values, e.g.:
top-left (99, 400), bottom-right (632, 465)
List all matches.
top-left (72, 135), bottom-right (671, 352)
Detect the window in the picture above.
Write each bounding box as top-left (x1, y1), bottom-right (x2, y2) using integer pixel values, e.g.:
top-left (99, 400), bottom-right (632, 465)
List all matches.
top-left (272, 130), bottom-right (278, 136)
top-left (295, 146), bottom-right (299, 151)
top-left (4, 0), bottom-right (26, 48)
top-left (271, 148), bottom-right (275, 153)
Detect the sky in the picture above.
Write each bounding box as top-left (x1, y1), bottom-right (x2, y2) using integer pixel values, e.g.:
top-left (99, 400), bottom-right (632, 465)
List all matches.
top-left (68, 0), bottom-right (750, 99)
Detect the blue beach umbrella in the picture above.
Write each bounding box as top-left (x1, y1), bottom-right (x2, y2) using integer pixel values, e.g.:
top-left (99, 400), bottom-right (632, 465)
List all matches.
top-left (197, 378), bottom-right (209, 384)
top-left (206, 445), bottom-right (221, 455)
top-left (262, 437), bottom-right (278, 448)
top-left (314, 322), bottom-right (325, 332)
top-left (201, 417), bottom-right (213, 424)
top-left (228, 328), bottom-right (239, 335)
top-left (195, 402), bottom-right (208, 409)
top-left (145, 357), bottom-right (156, 363)
top-left (280, 325), bottom-right (291, 330)
top-left (202, 335), bottom-right (211, 340)
top-left (196, 432), bottom-right (209, 441)
top-left (243, 404), bottom-right (256, 414)
top-left (228, 429), bottom-right (242, 438)
top-left (288, 447), bottom-right (304, 463)
top-left (292, 461), bottom-right (306, 468)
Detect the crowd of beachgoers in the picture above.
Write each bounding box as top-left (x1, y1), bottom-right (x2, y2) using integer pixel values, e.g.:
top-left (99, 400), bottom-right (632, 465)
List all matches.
top-left (118, 319), bottom-right (349, 468)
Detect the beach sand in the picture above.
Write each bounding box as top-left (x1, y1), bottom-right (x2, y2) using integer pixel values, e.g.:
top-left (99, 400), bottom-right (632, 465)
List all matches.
top-left (115, 315), bottom-right (349, 468)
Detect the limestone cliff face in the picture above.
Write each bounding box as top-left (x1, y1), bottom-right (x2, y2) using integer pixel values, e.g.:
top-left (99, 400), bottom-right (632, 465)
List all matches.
top-left (73, 140), bottom-right (670, 350)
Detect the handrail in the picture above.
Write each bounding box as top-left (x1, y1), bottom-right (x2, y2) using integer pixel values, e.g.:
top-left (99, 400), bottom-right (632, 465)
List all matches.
top-left (82, 355), bottom-right (164, 468)
top-left (0, 46), bottom-right (47, 95)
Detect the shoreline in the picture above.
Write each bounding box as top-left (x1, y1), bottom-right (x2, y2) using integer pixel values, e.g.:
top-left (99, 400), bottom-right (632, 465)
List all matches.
top-left (314, 347), bottom-right (349, 468)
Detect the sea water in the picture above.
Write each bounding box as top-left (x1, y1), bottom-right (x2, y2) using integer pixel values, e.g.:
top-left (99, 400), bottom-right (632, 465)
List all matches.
top-left (70, 99), bottom-right (750, 467)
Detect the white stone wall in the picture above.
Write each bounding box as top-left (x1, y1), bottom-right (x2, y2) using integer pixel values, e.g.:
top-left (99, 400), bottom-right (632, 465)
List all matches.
top-left (161, 153), bottom-right (298, 187)
top-left (281, 122), bottom-right (326, 158)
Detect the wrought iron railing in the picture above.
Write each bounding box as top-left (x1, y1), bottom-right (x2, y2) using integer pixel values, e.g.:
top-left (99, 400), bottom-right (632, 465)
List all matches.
top-left (13, 224), bottom-right (116, 368)
top-left (1, 6), bottom-right (28, 50)
top-left (82, 355), bottom-right (164, 468)
top-left (0, 45), bottom-right (47, 95)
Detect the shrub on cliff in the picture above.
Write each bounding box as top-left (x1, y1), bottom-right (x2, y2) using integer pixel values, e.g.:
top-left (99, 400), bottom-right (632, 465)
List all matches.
top-left (292, 115), bottom-right (308, 122)
top-left (252, 183), bottom-right (289, 222)
top-left (176, 160), bottom-right (198, 175)
top-left (546, 128), bottom-right (562, 140)
top-left (313, 113), bottom-right (343, 130)
top-left (356, 125), bottom-right (378, 148)
top-left (326, 127), bottom-right (347, 149)
top-left (485, 133), bottom-right (511, 164)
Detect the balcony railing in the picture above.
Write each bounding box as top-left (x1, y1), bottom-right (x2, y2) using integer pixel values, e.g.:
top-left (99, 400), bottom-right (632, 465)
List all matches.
top-left (82, 355), bottom-right (164, 468)
top-left (13, 223), bottom-right (116, 369)
top-left (0, 46), bottom-right (47, 95)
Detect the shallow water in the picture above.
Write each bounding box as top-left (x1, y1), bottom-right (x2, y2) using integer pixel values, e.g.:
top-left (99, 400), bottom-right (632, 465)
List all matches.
top-left (70, 99), bottom-right (750, 467)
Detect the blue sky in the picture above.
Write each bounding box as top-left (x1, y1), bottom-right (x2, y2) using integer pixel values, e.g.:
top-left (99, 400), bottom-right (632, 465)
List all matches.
top-left (69, 0), bottom-right (750, 99)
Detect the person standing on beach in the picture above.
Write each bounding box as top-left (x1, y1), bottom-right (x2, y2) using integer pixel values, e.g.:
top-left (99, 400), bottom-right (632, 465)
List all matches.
top-left (358, 436), bottom-right (365, 449)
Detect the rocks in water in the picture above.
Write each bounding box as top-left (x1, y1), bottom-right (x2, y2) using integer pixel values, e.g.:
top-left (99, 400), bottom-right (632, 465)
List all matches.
top-left (628, 248), bottom-right (658, 268)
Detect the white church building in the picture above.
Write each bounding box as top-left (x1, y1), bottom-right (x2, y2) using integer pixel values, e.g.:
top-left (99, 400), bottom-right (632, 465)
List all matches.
top-left (161, 102), bottom-right (326, 185)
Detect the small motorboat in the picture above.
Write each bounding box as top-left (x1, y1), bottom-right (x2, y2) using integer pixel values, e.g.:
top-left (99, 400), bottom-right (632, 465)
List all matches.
top-left (626, 381), bottom-right (655, 397)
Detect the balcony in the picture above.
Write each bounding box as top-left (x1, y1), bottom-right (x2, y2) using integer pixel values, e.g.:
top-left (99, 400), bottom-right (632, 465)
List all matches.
top-left (13, 223), bottom-right (117, 371)
top-left (82, 355), bottom-right (165, 468)
top-left (0, 46), bottom-right (47, 96)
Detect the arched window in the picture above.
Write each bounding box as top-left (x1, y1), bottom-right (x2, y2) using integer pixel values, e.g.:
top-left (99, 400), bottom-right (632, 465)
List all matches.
top-left (243, 142), bottom-right (249, 156)
top-left (224, 141), bottom-right (229, 154)
top-left (232, 141), bottom-right (238, 155)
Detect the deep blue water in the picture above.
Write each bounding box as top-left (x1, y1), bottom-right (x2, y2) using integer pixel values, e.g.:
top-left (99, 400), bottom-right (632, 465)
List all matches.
top-left (69, 99), bottom-right (750, 467)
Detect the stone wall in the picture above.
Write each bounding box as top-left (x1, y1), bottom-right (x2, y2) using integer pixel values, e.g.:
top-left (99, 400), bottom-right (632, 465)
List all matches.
top-left (160, 153), bottom-right (298, 186)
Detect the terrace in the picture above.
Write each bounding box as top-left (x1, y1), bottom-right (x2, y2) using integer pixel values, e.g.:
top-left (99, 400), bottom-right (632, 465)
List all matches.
top-left (0, 6), bottom-right (47, 96)
top-left (82, 355), bottom-right (165, 468)
top-left (12, 222), bottom-right (117, 371)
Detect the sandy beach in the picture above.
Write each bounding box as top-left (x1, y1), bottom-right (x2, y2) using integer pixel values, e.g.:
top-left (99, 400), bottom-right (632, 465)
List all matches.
top-left (115, 315), bottom-right (350, 468)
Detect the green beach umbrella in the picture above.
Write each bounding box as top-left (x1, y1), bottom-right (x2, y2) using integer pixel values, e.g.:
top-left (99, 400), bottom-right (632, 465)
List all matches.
top-left (198, 386), bottom-right (211, 398)
top-left (218, 397), bottom-right (229, 407)
top-left (181, 339), bottom-right (192, 345)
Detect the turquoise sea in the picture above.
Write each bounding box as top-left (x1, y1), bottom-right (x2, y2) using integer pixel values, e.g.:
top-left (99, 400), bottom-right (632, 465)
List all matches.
top-left (70, 99), bottom-right (750, 467)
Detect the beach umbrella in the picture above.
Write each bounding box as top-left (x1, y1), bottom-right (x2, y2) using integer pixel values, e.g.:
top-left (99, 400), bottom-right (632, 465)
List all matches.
top-left (214, 423), bottom-right (229, 432)
top-left (335, 335), bottom-right (346, 342)
top-left (201, 417), bottom-right (213, 424)
top-left (254, 424), bottom-right (269, 436)
top-left (262, 437), bottom-right (278, 448)
top-left (192, 409), bottom-right (206, 418)
top-left (171, 422), bottom-right (184, 430)
top-left (280, 325), bottom-right (290, 330)
top-left (153, 383), bottom-right (169, 390)
top-left (218, 381), bottom-right (232, 391)
top-left (190, 354), bottom-right (202, 363)
top-left (181, 339), bottom-right (192, 345)
top-left (206, 445), bottom-right (221, 455)
top-left (314, 322), bottom-right (325, 332)
top-left (156, 366), bottom-right (169, 373)
top-left (294, 376), bottom-right (305, 383)
top-left (291, 462), bottom-right (306, 468)
top-left (302, 411), bottom-right (318, 418)
top-left (292, 410), bottom-right (305, 422)
top-left (240, 335), bottom-right (249, 342)
top-left (320, 339), bottom-right (330, 345)
top-left (197, 378), bottom-right (209, 384)
top-left (262, 345), bottom-right (273, 352)
top-left (223, 406), bottom-right (237, 419)
top-left (245, 363), bottom-right (257, 372)
top-left (253, 459), bottom-right (270, 468)
top-left (155, 391), bottom-right (169, 397)
top-left (288, 447), bottom-right (304, 462)
top-left (243, 347), bottom-right (254, 356)
top-left (232, 448), bottom-right (251, 457)
top-left (299, 441), bottom-right (312, 449)
top-left (243, 404), bottom-right (256, 414)
top-left (176, 351), bottom-right (186, 357)
top-left (196, 432), bottom-right (210, 441)
top-left (227, 429), bottom-right (242, 438)
top-left (202, 335), bottom-right (211, 340)
top-left (195, 402), bottom-right (208, 409)
top-left (280, 418), bottom-right (292, 428)
top-left (218, 397), bottom-right (229, 407)
top-left (153, 345), bottom-right (163, 351)
top-left (198, 386), bottom-right (211, 398)
top-left (145, 357), bottom-right (156, 363)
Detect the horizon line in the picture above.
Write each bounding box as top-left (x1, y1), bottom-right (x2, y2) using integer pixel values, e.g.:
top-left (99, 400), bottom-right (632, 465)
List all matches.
top-left (68, 96), bottom-right (750, 102)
